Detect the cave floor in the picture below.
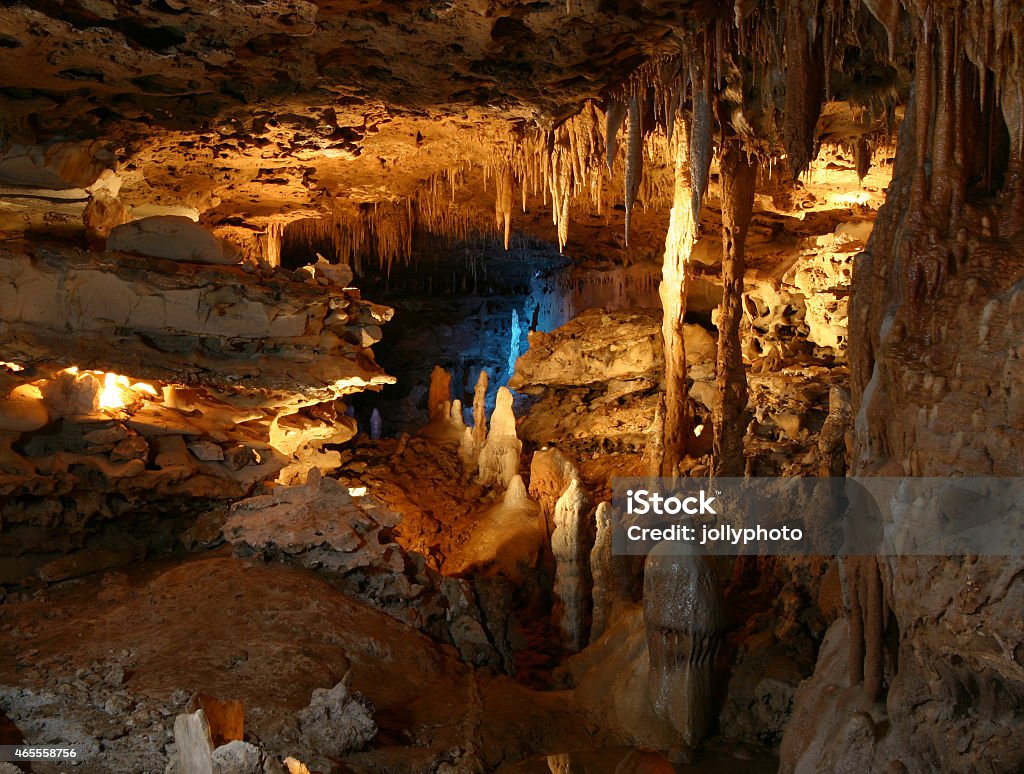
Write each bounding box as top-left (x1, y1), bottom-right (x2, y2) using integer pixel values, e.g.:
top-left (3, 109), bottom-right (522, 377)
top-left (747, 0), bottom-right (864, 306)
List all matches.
top-left (0, 548), bottom-right (777, 773)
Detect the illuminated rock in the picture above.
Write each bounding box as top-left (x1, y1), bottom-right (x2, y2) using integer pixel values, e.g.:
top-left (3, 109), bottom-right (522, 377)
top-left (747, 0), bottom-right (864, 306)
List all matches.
top-left (107, 215), bottom-right (241, 265)
top-left (477, 386), bottom-right (521, 488)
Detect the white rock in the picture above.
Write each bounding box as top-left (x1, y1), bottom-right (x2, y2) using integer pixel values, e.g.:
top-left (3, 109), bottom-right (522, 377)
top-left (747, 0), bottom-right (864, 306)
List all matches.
top-left (297, 674), bottom-right (376, 760)
top-left (173, 709), bottom-right (215, 774)
top-left (212, 740), bottom-right (263, 774)
top-left (107, 216), bottom-right (240, 265)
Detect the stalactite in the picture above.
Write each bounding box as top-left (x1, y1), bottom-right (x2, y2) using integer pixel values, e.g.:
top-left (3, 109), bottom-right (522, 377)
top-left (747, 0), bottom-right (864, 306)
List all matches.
top-left (689, 68), bottom-right (713, 222)
top-left (951, 47), bottom-right (969, 221)
top-left (782, 0), bottom-right (826, 178)
top-left (605, 97), bottom-right (627, 174)
top-left (548, 135), bottom-right (573, 253)
top-left (930, 19), bottom-right (956, 218)
top-left (494, 163), bottom-right (514, 250)
top-left (912, 21), bottom-right (934, 207)
top-left (854, 138), bottom-right (872, 181)
top-left (862, 0), bottom-right (901, 61)
top-left (713, 143), bottom-right (756, 477)
top-left (624, 95), bottom-right (643, 247)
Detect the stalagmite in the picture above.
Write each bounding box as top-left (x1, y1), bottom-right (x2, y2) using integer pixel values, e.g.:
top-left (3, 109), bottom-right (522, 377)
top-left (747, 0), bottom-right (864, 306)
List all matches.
top-left (370, 408), bottom-right (383, 440)
top-left (173, 710), bottom-right (215, 774)
top-left (643, 542), bottom-right (724, 749)
top-left (844, 555), bottom-right (887, 702)
top-left (551, 477), bottom-right (592, 654)
top-left (477, 386), bottom-right (521, 488)
top-left (659, 133), bottom-right (697, 475)
top-left (624, 95), bottom-right (643, 246)
top-left (264, 221), bottom-right (285, 268)
top-left (589, 501), bottom-right (625, 644)
top-left (713, 143), bottom-right (756, 477)
top-left (427, 365), bottom-right (452, 423)
top-left (472, 370), bottom-right (489, 447)
top-left (528, 447), bottom-right (579, 535)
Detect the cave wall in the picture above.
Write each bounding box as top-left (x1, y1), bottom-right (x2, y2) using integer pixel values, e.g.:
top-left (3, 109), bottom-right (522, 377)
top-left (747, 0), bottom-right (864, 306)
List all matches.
top-left (782, 7), bottom-right (1024, 769)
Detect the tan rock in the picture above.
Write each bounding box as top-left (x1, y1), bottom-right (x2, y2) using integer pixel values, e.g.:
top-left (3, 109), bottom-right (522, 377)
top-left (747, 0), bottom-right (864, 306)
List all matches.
top-left (107, 215), bottom-right (240, 265)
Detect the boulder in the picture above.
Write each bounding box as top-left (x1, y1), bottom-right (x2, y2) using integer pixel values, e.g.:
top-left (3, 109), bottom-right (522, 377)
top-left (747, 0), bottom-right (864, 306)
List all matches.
top-left (107, 215), bottom-right (240, 265)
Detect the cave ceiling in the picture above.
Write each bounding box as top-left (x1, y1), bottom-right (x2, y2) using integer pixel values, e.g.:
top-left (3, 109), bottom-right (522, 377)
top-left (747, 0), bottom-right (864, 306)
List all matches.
top-left (0, 0), bottom-right (905, 255)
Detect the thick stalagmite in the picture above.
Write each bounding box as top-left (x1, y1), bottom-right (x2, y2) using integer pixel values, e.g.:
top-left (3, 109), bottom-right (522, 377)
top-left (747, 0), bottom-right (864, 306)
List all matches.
top-left (477, 386), bottom-right (521, 488)
top-left (658, 134), bottom-right (697, 475)
top-left (551, 476), bottom-right (592, 654)
top-left (713, 143), bottom-right (756, 476)
top-left (643, 542), bottom-right (724, 750)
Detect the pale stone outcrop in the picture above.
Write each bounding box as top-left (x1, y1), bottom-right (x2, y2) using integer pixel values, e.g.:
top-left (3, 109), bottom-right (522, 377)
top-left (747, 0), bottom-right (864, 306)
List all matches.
top-left (172, 710), bottom-right (215, 774)
top-left (107, 215), bottom-right (241, 265)
top-left (0, 245), bottom-right (393, 406)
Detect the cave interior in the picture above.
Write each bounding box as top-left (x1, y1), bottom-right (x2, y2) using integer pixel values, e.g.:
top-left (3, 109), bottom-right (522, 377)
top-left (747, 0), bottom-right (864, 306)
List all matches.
top-left (0, 1), bottom-right (1023, 773)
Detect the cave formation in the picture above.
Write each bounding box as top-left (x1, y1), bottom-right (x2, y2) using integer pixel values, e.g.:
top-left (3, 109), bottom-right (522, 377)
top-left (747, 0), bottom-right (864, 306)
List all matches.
top-left (0, 1), bottom-right (1022, 772)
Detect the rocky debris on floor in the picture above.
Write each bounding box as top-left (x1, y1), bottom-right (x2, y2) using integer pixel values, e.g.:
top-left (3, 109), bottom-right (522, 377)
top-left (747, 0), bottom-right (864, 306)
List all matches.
top-left (296, 674), bottom-right (376, 768)
top-left (167, 709), bottom-right (288, 774)
top-left (0, 556), bottom-right (602, 773)
top-left (223, 470), bottom-right (512, 670)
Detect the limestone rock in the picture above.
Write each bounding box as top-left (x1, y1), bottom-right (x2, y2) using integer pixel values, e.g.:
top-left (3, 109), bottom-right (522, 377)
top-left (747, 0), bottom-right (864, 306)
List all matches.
top-left (511, 310), bottom-right (714, 392)
top-left (107, 215), bottom-right (241, 265)
top-left (212, 741), bottom-right (263, 774)
top-left (297, 674), bottom-right (376, 762)
top-left (0, 141), bottom-right (114, 190)
top-left (222, 470), bottom-right (403, 575)
top-left (0, 245), bottom-right (394, 405)
top-left (173, 709), bottom-right (215, 774)
top-left (0, 384), bottom-right (49, 432)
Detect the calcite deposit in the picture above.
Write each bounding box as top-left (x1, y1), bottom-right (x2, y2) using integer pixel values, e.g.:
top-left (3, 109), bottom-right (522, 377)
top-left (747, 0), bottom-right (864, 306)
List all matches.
top-left (0, 0), bottom-right (1021, 772)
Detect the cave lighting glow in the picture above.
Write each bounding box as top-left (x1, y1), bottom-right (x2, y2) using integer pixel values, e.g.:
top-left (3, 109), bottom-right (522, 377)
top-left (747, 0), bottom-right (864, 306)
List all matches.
top-left (507, 308), bottom-right (522, 379)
